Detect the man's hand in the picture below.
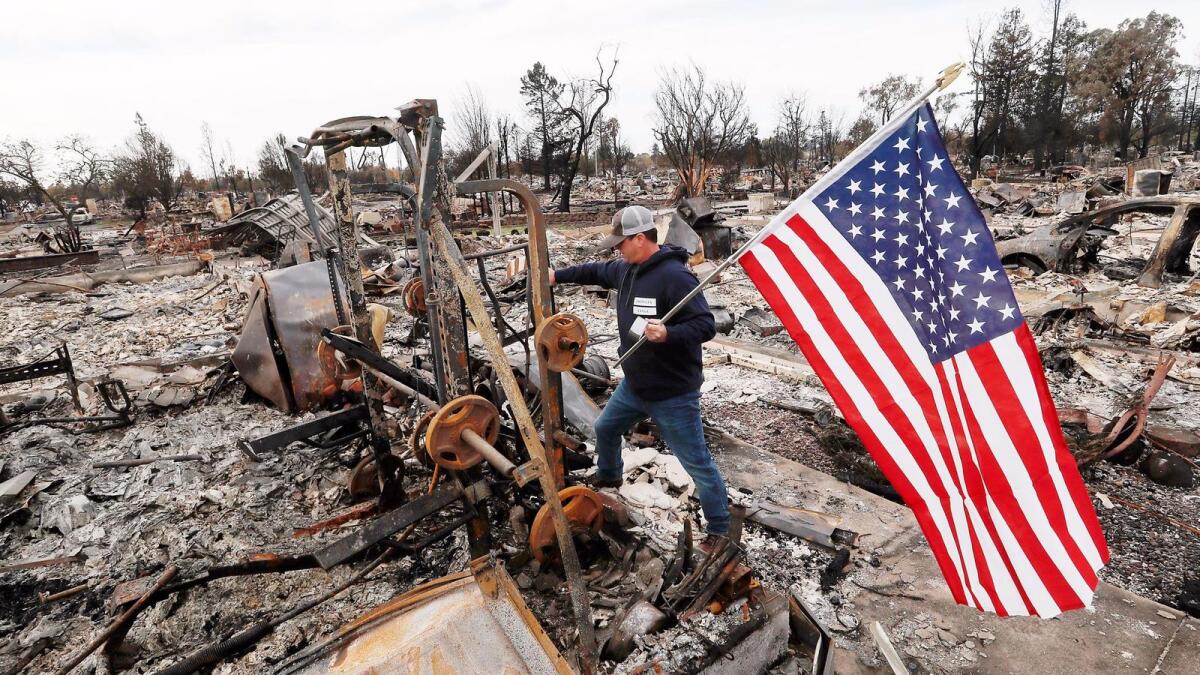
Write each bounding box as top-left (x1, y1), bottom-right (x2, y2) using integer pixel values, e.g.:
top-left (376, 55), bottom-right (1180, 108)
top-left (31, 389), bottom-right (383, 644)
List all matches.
top-left (644, 319), bottom-right (668, 343)
top-left (549, 269), bottom-right (556, 286)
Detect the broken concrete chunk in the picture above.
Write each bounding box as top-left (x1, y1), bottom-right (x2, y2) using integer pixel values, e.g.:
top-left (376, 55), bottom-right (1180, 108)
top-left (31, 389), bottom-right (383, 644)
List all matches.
top-left (619, 481), bottom-right (674, 509)
top-left (621, 446), bottom-right (659, 474)
top-left (655, 454), bottom-right (693, 490)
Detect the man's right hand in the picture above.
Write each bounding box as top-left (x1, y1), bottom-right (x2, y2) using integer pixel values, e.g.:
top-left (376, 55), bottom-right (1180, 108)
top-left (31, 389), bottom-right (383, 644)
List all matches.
top-left (549, 269), bottom-right (556, 286)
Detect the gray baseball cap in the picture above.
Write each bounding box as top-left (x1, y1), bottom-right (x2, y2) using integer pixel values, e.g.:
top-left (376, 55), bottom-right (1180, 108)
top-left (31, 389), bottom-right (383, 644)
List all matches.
top-left (597, 205), bottom-right (656, 249)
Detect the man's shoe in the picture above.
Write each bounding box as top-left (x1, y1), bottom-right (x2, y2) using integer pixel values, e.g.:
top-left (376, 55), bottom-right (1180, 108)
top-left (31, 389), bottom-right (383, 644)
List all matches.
top-left (585, 475), bottom-right (622, 489)
top-left (696, 534), bottom-right (729, 556)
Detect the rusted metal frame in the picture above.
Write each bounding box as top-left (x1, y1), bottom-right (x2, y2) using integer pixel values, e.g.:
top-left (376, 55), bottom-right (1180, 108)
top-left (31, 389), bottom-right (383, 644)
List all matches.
top-left (428, 216), bottom-right (597, 672)
top-left (410, 115), bottom-right (490, 556)
top-left (456, 179), bottom-right (566, 488)
top-left (324, 149), bottom-right (404, 509)
top-left (276, 558), bottom-right (573, 675)
top-left (283, 144), bottom-right (330, 254)
top-left (471, 556), bottom-right (577, 675)
top-left (153, 547), bottom-right (399, 675)
top-left (1100, 354), bottom-right (1176, 460)
top-left (237, 405), bottom-right (369, 459)
top-left (421, 120), bottom-right (473, 399)
top-left (408, 118), bottom-right (451, 403)
top-left (0, 344), bottom-right (82, 413)
top-left (55, 565), bottom-right (179, 675)
top-left (111, 554), bottom-right (319, 612)
top-left (321, 329), bottom-right (440, 410)
top-left (0, 249), bottom-right (98, 273)
top-left (312, 483), bottom-right (469, 569)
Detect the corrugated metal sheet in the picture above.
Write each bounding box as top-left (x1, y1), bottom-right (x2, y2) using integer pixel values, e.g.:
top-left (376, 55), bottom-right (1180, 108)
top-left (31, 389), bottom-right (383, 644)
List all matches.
top-left (211, 192), bottom-right (339, 250)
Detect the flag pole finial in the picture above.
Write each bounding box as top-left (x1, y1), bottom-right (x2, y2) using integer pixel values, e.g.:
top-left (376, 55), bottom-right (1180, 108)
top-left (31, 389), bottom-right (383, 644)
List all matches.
top-left (937, 62), bottom-right (965, 91)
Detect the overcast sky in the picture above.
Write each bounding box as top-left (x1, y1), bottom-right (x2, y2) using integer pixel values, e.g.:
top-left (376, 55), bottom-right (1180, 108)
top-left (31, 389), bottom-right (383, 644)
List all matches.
top-left (3, 0), bottom-right (1198, 176)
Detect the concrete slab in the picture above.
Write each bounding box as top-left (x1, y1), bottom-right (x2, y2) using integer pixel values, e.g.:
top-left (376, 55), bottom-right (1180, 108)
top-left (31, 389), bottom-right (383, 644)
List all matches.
top-left (707, 429), bottom-right (1199, 674)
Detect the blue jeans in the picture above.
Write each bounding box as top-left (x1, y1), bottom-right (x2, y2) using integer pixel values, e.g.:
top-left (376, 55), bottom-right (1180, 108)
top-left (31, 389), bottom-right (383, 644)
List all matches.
top-left (594, 380), bottom-right (731, 535)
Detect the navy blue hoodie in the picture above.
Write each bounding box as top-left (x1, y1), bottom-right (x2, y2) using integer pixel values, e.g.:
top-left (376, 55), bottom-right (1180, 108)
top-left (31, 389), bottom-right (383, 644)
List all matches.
top-left (555, 245), bottom-right (716, 401)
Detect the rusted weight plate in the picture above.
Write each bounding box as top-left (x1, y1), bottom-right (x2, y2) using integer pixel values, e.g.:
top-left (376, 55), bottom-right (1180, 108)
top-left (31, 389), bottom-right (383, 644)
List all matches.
top-left (402, 277), bottom-right (427, 316)
top-left (424, 395), bottom-right (500, 471)
top-left (529, 485), bottom-right (605, 563)
top-left (408, 409), bottom-right (437, 469)
top-left (534, 313), bottom-right (588, 373)
top-left (316, 325), bottom-right (362, 385)
top-left (348, 452), bottom-right (405, 501)
top-left (349, 455), bottom-right (379, 500)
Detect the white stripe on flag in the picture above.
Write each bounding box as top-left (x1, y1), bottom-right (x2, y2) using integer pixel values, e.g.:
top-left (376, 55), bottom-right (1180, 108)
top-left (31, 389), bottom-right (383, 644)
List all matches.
top-left (790, 202), bottom-right (1016, 610)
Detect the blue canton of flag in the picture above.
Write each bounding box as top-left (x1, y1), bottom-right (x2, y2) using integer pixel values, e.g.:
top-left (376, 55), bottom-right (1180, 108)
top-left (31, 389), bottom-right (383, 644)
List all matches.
top-left (813, 104), bottom-right (1022, 361)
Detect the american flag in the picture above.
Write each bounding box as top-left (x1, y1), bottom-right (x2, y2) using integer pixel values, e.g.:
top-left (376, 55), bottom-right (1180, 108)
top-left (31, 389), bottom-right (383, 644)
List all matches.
top-left (739, 103), bottom-right (1108, 617)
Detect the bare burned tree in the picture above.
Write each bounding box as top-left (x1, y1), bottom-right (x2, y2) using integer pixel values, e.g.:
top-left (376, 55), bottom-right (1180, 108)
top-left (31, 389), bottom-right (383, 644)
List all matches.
top-left (0, 138), bottom-right (88, 250)
top-left (200, 122), bottom-right (222, 189)
top-left (762, 94), bottom-right (809, 194)
top-left (652, 64), bottom-right (752, 198)
top-left (859, 74), bottom-right (922, 126)
top-left (451, 84), bottom-right (494, 177)
top-left (57, 135), bottom-right (109, 203)
top-left (495, 114), bottom-right (519, 179)
top-left (552, 49), bottom-right (618, 211)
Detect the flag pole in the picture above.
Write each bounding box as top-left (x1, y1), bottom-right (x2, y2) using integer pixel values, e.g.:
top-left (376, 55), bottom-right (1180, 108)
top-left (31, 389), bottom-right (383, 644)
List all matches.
top-left (611, 61), bottom-right (965, 370)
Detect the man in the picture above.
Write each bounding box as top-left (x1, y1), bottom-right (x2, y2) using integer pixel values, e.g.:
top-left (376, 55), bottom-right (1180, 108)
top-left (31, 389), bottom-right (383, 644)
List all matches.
top-left (551, 205), bottom-right (731, 546)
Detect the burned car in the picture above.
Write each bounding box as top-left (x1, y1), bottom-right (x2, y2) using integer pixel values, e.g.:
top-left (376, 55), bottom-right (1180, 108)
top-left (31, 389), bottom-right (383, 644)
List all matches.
top-left (995, 195), bottom-right (1200, 288)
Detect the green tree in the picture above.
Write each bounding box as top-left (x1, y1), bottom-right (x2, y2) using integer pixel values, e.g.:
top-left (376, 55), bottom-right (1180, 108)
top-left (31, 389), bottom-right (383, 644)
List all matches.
top-left (1079, 12), bottom-right (1182, 159)
top-left (520, 62), bottom-right (567, 192)
top-left (112, 114), bottom-right (181, 219)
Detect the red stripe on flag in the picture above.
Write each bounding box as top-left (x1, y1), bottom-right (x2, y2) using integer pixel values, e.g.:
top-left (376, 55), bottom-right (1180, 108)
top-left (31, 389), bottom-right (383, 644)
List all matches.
top-left (741, 246), bottom-right (971, 606)
top-left (967, 338), bottom-right (1099, 590)
top-left (1011, 324), bottom-right (1110, 563)
top-left (948, 360), bottom-right (1079, 612)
